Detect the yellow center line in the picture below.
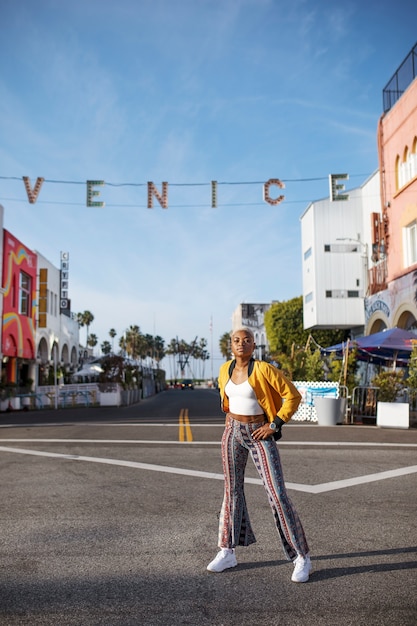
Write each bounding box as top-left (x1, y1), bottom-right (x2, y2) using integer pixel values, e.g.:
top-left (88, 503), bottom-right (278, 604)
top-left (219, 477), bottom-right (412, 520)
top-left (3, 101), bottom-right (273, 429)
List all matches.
top-left (179, 408), bottom-right (185, 442)
top-left (179, 408), bottom-right (193, 442)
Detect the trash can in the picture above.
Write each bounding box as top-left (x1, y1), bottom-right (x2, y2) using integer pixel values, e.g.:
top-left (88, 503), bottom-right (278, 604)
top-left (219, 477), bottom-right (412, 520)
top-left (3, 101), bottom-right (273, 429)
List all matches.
top-left (314, 396), bottom-right (345, 426)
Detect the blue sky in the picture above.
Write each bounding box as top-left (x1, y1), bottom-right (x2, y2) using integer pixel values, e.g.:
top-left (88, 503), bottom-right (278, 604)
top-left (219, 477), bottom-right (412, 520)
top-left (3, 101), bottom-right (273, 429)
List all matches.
top-left (0, 0), bottom-right (416, 370)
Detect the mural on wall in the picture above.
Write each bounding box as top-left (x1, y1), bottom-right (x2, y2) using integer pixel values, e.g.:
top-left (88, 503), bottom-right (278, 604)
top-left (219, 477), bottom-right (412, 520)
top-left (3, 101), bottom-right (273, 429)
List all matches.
top-left (2, 230), bottom-right (37, 359)
top-left (365, 269), bottom-right (417, 330)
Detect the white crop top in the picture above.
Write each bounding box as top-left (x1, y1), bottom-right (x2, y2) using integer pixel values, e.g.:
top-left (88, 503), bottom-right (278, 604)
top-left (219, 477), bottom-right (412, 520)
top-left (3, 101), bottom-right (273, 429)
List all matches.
top-left (225, 379), bottom-right (264, 415)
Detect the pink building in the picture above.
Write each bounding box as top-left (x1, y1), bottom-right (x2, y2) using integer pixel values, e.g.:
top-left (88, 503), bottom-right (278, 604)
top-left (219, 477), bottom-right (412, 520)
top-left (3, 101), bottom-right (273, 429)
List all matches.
top-left (1, 229), bottom-right (37, 385)
top-left (366, 43), bottom-right (417, 333)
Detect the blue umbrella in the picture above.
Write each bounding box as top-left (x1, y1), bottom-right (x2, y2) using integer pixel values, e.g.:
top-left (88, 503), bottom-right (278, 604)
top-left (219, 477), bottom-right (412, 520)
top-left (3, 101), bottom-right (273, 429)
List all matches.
top-left (322, 327), bottom-right (417, 366)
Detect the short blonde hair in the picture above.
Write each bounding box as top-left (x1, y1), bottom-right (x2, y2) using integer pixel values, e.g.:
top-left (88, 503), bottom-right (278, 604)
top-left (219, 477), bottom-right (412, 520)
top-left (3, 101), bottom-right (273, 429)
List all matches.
top-left (230, 327), bottom-right (255, 341)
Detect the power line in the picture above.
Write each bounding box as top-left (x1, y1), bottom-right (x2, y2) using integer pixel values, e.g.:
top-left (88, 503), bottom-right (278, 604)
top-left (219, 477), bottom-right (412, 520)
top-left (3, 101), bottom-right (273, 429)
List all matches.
top-left (0, 173), bottom-right (370, 186)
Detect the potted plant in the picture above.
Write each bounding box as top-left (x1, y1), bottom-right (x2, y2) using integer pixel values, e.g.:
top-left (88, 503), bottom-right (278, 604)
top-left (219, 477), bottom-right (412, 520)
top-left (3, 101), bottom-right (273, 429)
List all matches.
top-left (372, 369), bottom-right (409, 428)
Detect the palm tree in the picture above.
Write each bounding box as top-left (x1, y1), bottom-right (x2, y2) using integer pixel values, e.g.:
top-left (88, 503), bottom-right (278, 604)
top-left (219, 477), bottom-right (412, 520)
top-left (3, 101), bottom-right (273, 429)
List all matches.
top-left (219, 331), bottom-right (232, 360)
top-left (109, 328), bottom-right (117, 353)
top-left (142, 333), bottom-right (155, 364)
top-left (165, 338), bottom-right (179, 380)
top-left (125, 325), bottom-right (141, 360)
top-left (119, 335), bottom-right (127, 356)
top-left (153, 336), bottom-right (166, 364)
top-left (87, 333), bottom-right (98, 353)
top-left (77, 310), bottom-right (95, 347)
top-left (101, 340), bottom-right (112, 355)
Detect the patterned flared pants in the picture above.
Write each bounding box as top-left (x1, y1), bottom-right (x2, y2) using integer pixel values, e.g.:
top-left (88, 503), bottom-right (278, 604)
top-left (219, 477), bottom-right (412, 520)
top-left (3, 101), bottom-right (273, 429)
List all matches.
top-left (217, 416), bottom-right (309, 561)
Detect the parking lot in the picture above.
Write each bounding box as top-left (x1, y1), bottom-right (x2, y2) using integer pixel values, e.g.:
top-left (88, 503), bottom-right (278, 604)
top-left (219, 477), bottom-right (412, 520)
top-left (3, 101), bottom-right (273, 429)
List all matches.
top-left (0, 392), bottom-right (416, 625)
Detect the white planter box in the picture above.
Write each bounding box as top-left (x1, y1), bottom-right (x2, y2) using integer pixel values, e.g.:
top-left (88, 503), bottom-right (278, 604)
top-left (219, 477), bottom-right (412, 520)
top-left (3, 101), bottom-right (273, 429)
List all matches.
top-left (9, 397), bottom-right (21, 411)
top-left (100, 391), bottom-right (121, 407)
top-left (377, 402), bottom-right (409, 429)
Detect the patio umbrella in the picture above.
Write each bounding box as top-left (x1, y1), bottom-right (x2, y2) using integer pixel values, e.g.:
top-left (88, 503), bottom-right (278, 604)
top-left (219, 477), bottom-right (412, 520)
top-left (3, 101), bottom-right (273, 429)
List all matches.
top-left (72, 363), bottom-right (104, 378)
top-left (322, 327), bottom-right (417, 367)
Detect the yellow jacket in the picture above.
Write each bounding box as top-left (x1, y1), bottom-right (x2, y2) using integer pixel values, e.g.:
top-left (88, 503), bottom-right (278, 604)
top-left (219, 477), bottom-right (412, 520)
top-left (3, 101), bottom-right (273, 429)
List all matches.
top-left (218, 359), bottom-right (301, 423)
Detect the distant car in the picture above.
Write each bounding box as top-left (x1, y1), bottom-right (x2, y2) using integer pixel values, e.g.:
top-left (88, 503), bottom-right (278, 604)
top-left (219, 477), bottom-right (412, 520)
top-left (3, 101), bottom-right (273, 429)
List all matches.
top-left (180, 379), bottom-right (194, 389)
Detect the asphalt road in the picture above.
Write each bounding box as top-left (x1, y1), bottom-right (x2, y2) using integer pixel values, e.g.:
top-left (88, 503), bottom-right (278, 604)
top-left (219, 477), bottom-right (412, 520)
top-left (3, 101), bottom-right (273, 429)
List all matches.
top-left (0, 388), bottom-right (416, 625)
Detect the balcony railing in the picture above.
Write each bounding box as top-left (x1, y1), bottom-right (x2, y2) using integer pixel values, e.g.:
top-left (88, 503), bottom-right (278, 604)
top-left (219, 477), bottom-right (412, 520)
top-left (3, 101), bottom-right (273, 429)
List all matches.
top-left (368, 260), bottom-right (388, 295)
top-left (383, 42), bottom-right (417, 113)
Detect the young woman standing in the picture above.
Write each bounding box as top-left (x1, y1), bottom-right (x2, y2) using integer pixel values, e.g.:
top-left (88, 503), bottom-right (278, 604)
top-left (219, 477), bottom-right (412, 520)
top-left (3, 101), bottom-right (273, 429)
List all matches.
top-left (207, 328), bottom-right (311, 583)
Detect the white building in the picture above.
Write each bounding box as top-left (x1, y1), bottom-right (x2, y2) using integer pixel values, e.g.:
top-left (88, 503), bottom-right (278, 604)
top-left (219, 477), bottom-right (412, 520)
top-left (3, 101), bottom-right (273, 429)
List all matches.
top-left (232, 303), bottom-right (270, 360)
top-left (35, 251), bottom-right (79, 387)
top-left (301, 171), bottom-right (380, 334)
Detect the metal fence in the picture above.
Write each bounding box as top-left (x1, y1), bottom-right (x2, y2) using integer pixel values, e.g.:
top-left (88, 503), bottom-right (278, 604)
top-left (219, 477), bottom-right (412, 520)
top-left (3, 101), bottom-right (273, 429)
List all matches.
top-left (383, 42), bottom-right (417, 112)
top-left (10, 384), bottom-right (131, 410)
top-left (349, 386), bottom-right (417, 426)
top-left (350, 386), bottom-right (379, 424)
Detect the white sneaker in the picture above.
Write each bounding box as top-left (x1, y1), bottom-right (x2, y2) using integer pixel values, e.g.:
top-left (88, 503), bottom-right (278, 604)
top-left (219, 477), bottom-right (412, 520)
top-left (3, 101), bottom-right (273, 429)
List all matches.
top-left (207, 548), bottom-right (237, 572)
top-left (291, 554), bottom-right (312, 583)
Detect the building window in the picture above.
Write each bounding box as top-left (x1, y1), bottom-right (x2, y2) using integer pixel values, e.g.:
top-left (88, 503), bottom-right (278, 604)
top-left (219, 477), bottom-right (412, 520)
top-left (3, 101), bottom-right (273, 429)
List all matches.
top-left (396, 141), bottom-right (417, 190)
top-left (404, 221), bottom-right (417, 267)
top-left (411, 138), bottom-right (417, 179)
top-left (324, 244), bottom-right (331, 252)
top-left (305, 292), bottom-right (313, 303)
top-left (304, 247), bottom-right (312, 260)
top-left (326, 290), bottom-right (357, 298)
top-left (19, 272), bottom-right (32, 316)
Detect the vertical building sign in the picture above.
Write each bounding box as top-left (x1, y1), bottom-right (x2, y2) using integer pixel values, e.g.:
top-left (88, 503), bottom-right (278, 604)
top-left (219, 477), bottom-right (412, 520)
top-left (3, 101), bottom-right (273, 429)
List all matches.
top-left (60, 252), bottom-right (70, 313)
top-left (38, 268), bottom-right (48, 328)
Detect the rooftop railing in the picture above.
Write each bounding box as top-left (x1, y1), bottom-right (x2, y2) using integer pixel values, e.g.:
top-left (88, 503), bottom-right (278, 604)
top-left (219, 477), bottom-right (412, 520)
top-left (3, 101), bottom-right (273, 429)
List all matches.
top-left (383, 42), bottom-right (417, 113)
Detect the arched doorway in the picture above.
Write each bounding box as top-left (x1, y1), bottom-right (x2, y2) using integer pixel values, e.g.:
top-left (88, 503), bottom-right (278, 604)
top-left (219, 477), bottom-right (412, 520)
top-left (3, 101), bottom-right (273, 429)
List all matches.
top-left (368, 319), bottom-right (387, 334)
top-left (397, 310), bottom-right (417, 330)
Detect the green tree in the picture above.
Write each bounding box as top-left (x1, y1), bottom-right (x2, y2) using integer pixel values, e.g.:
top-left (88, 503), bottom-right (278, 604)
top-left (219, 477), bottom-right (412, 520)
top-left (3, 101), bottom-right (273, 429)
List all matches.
top-left (274, 349), bottom-right (307, 381)
top-left (77, 310), bottom-right (95, 347)
top-left (125, 325), bottom-right (141, 359)
top-left (371, 369), bottom-right (405, 402)
top-left (153, 336), bottom-right (166, 364)
top-left (101, 340), bottom-right (112, 355)
top-left (87, 333), bottom-right (98, 350)
top-left (109, 328), bottom-right (117, 353)
top-left (219, 331), bottom-right (232, 360)
top-left (304, 349), bottom-right (325, 381)
top-left (98, 354), bottom-right (125, 384)
top-left (265, 297), bottom-right (347, 357)
top-left (406, 340), bottom-right (417, 400)
top-left (119, 335), bottom-right (126, 355)
top-left (142, 333), bottom-right (155, 361)
top-left (328, 345), bottom-right (359, 394)
top-left (165, 338), bottom-right (178, 357)
top-left (265, 297), bottom-right (309, 356)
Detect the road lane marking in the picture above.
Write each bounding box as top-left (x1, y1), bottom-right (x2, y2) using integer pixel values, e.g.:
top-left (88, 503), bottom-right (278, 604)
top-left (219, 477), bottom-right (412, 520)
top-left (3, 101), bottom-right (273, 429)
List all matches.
top-left (0, 445), bottom-right (224, 480)
top-left (178, 408), bottom-right (193, 442)
top-left (0, 445), bottom-right (416, 494)
top-left (300, 466), bottom-right (417, 493)
top-left (1, 439), bottom-right (417, 447)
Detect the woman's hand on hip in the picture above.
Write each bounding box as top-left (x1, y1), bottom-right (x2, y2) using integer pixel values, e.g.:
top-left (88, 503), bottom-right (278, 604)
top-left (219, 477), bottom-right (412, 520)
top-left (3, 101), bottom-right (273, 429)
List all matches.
top-left (252, 424), bottom-right (274, 440)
